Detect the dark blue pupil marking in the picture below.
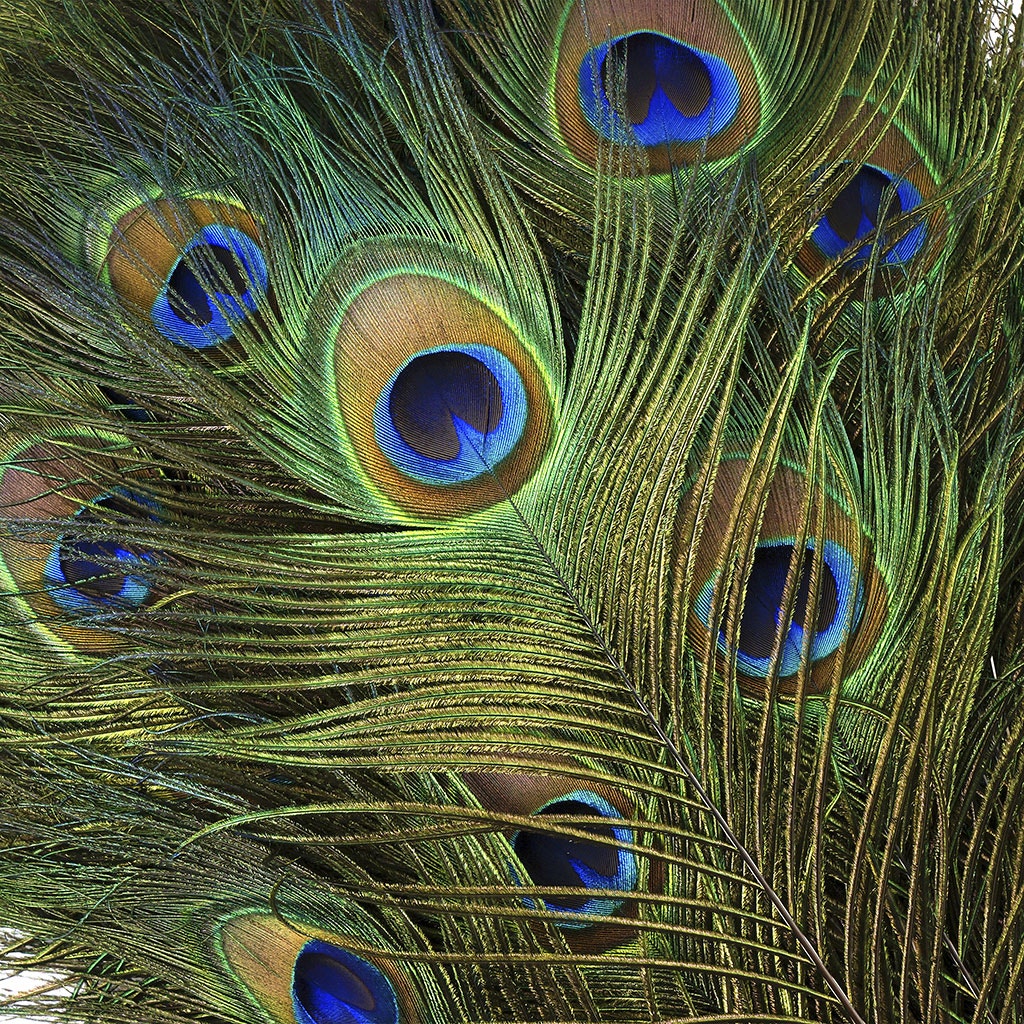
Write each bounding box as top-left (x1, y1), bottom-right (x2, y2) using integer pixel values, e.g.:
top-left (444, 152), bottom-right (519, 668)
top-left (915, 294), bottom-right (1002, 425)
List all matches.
top-left (603, 33), bottom-right (711, 127)
top-left (61, 495), bottom-right (140, 600)
top-left (58, 536), bottom-right (133, 601)
top-left (812, 163), bottom-right (925, 266)
top-left (696, 539), bottom-right (861, 679)
top-left (389, 352), bottom-right (502, 461)
top-left (513, 799), bottom-right (621, 911)
top-left (738, 545), bottom-right (838, 661)
top-left (373, 342), bottom-right (528, 487)
top-left (826, 166), bottom-right (899, 243)
top-left (151, 224), bottom-right (268, 349)
top-left (167, 243), bottom-right (252, 326)
top-left (47, 493), bottom-right (155, 614)
top-left (292, 940), bottom-right (399, 1024)
top-left (579, 32), bottom-right (741, 147)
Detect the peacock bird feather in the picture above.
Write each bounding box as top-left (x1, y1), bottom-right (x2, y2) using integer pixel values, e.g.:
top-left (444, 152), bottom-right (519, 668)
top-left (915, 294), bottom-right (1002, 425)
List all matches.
top-left (2, 1), bottom-right (1024, 1022)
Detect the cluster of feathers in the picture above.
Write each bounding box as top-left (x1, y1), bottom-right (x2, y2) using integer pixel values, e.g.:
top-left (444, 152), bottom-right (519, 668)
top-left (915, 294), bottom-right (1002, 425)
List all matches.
top-left (3, 0), bottom-right (1024, 1021)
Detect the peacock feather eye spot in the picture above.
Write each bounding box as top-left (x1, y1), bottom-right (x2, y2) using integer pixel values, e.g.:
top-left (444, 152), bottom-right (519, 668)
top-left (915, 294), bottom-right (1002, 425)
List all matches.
top-left (580, 32), bottom-right (740, 146)
top-left (101, 198), bottom-right (269, 349)
top-left (697, 539), bottom-right (862, 679)
top-left (150, 224), bottom-right (269, 349)
top-left (511, 790), bottom-right (638, 926)
top-left (373, 343), bottom-right (527, 486)
top-left (331, 271), bottom-right (554, 518)
top-left (44, 491), bottom-right (157, 616)
top-left (812, 163), bottom-right (925, 268)
top-left (291, 940), bottom-right (400, 1024)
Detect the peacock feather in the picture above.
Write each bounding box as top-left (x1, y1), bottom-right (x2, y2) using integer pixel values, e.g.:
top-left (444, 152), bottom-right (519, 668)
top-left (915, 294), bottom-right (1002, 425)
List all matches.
top-left (2, 1), bottom-right (1024, 1022)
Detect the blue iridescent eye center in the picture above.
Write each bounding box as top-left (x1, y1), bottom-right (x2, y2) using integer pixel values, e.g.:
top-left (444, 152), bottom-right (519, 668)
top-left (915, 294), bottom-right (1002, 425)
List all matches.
top-left (389, 351), bottom-right (502, 460)
top-left (812, 163), bottom-right (925, 267)
top-left (373, 343), bottom-right (528, 485)
top-left (59, 537), bottom-right (135, 600)
top-left (738, 544), bottom-right (837, 660)
top-left (167, 241), bottom-right (252, 325)
top-left (150, 223), bottom-right (268, 348)
top-left (291, 940), bottom-right (400, 1024)
top-left (45, 491), bottom-right (156, 615)
top-left (579, 31), bottom-right (741, 145)
top-left (510, 789), bottom-right (638, 927)
top-left (696, 539), bottom-right (863, 678)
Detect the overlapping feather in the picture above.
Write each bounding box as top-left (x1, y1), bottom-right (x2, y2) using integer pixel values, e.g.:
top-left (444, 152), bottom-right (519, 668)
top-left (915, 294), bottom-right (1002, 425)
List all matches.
top-left (2, 1), bottom-right (1024, 1023)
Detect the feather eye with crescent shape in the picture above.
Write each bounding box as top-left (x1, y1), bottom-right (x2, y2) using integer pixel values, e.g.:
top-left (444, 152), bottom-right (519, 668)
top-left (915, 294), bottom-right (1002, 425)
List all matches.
top-left (680, 459), bottom-right (888, 697)
top-left (218, 912), bottom-right (418, 1024)
top-left (89, 195), bottom-right (271, 350)
top-left (463, 772), bottom-right (653, 950)
top-left (42, 487), bottom-right (158, 616)
top-left (796, 96), bottom-right (944, 292)
top-left (0, 436), bottom-right (161, 655)
top-left (318, 247), bottom-right (557, 521)
top-left (555, 0), bottom-right (760, 173)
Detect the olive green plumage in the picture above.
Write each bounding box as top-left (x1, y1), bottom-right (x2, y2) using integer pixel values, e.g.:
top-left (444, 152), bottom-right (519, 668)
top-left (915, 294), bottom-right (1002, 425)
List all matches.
top-left (1, 1), bottom-right (1024, 1022)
